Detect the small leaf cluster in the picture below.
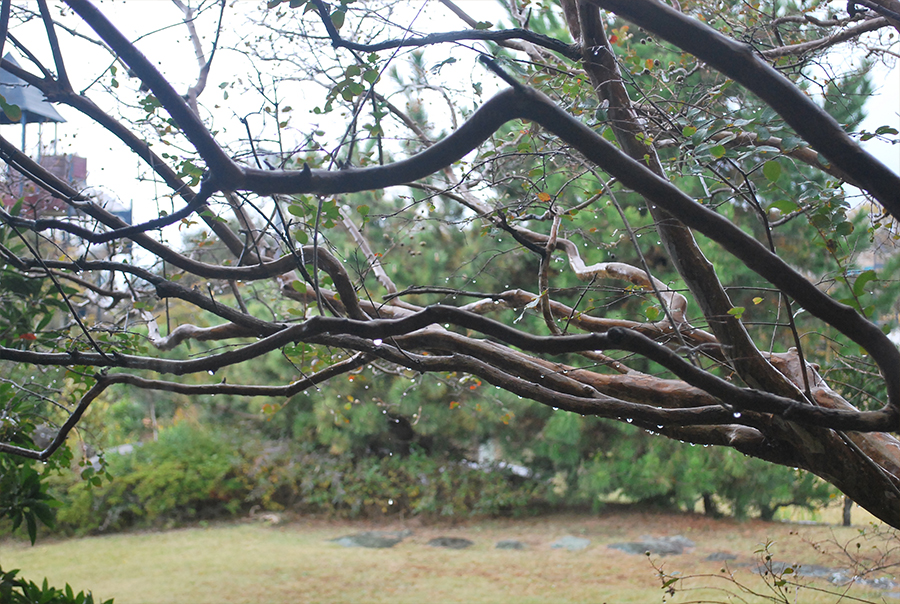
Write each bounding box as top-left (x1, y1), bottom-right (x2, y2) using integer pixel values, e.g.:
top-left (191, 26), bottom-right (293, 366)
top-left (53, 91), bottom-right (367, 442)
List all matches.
top-left (0, 566), bottom-right (113, 604)
top-left (0, 457), bottom-right (57, 545)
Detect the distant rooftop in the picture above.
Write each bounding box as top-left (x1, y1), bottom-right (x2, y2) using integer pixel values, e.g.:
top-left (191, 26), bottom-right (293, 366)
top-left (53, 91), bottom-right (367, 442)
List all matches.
top-left (0, 53), bottom-right (65, 125)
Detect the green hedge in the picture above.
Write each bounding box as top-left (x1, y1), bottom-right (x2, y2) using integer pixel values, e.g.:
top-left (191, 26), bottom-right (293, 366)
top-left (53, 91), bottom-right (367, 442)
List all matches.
top-left (50, 423), bottom-right (545, 534)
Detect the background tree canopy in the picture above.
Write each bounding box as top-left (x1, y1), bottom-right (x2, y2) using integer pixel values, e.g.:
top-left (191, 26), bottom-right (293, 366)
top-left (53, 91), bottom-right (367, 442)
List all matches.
top-left (1, 0), bottom-right (900, 540)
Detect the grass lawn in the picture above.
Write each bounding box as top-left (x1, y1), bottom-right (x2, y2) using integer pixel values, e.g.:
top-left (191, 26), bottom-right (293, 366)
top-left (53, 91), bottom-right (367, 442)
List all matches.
top-left (0, 506), bottom-right (894, 604)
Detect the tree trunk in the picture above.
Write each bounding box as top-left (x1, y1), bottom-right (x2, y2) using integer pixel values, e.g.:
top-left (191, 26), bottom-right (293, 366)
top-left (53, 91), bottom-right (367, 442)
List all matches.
top-left (702, 493), bottom-right (721, 518)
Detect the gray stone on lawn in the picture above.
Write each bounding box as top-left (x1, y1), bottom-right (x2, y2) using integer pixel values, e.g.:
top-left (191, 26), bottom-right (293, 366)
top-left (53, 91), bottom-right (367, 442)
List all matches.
top-left (331, 530), bottom-right (411, 548)
top-left (758, 561), bottom-right (898, 592)
top-left (705, 552), bottom-right (738, 562)
top-left (496, 539), bottom-right (527, 550)
top-left (551, 536), bottom-right (590, 551)
top-left (428, 537), bottom-right (473, 549)
top-left (608, 535), bottom-right (694, 556)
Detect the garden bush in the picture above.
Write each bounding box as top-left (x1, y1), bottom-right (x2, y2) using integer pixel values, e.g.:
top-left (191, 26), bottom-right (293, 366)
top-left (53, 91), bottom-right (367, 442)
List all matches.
top-left (48, 424), bottom-right (546, 534)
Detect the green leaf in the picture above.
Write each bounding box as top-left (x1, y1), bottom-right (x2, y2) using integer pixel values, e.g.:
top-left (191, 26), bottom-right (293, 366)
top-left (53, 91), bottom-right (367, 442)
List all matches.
top-left (852, 269), bottom-right (877, 297)
top-left (25, 512), bottom-right (37, 545)
top-left (0, 93), bottom-right (22, 122)
top-left (682, 126), bottom-right (696, 137)
top-left (768, 199), bottom-right (798, 214)
top-left (834, 221), bottom-right (854, 237)
top-left (727, 306), bottom-right (745, 320)
top-left (31, 502), bottom-right (55, 527)
top-left (294, 230), bottom-right (309, 245)
top-left (331, 9), bottom-right (345, 29)
top-left (780, 135), bottom-right (804, 151)
top-left (710, 145), bottom-right (726, 159)
top-left (363, 69), bottom-right (379, 83)
top-left (762, 160), bottom-right (781, 182)
top-left (474, 21), bottom-right (493, 29)
top-left (292, 280), bottom-right (307, 294)
top-left (875, 125), bottom-right (899, 136)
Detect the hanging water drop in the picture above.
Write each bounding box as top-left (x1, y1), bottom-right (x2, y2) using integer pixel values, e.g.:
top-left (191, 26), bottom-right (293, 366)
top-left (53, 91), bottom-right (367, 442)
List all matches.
top-left (733, 411), bottom-right (742, 418)
top-left (373, 338), bottom-right (383, 347)
top-left (626, 418), bottom-right (633, 423)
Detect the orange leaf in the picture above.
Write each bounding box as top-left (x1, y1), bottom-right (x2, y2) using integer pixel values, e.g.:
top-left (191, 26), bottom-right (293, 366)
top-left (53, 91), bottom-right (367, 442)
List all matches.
top-left (18, 333), bottom-right (36, 340)
top-left (537, 192), bottom-right (551, 202)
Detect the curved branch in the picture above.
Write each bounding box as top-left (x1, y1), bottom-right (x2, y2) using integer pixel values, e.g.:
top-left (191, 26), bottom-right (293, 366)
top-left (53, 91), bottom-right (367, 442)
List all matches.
top-left (655, 130), bottom-right (861, 185)
top-left (0, 353), bottom-right (370, 461)
top-left (144, 319), bottom-right (257, 351)
top-left (761, 17), bottom-right (888, 59)
top-left (293, 313), bottom-right (890, 430)
top-left (6, 303), bottom-right (877, 430)
top-left (0, 179), bottom-right (215, 245)
top-left (314, 332), bottom-right (740, 426)
top-left (322, 27), bottom-right (580, 61)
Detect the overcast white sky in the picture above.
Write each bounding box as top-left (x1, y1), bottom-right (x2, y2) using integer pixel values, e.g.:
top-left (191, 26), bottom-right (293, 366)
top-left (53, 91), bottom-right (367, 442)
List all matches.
top-left (859, 60), bottom-right (900, 175)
